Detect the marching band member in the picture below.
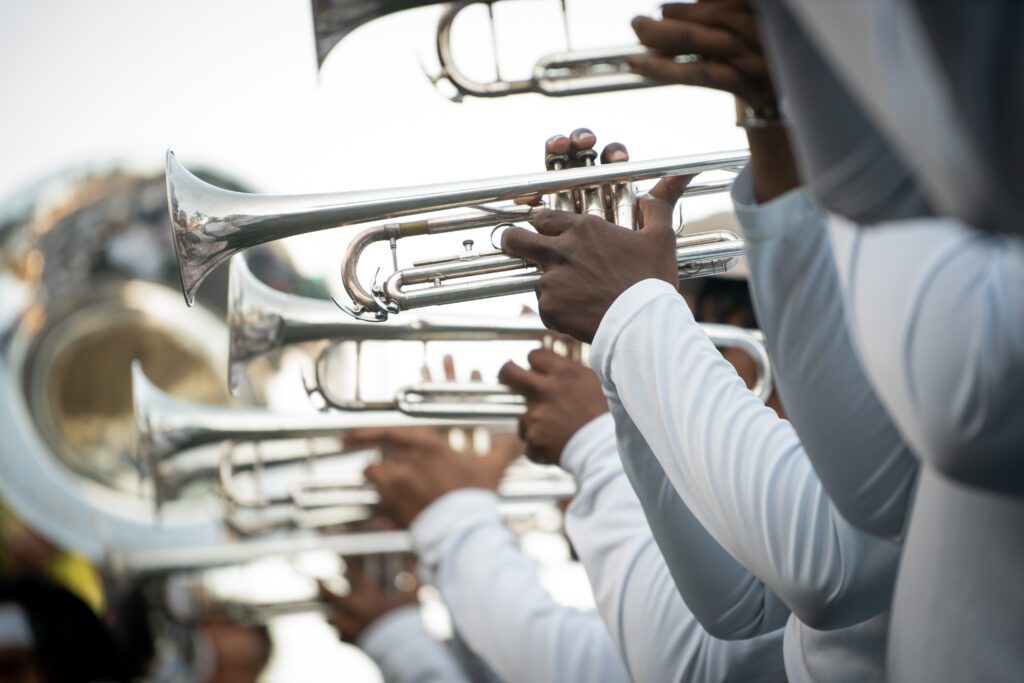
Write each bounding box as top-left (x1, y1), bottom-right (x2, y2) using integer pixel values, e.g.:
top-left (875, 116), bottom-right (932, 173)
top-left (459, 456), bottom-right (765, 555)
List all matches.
top-left (627, 4), bottom-right (1024, 681)
top-left (346, 388), bottom-right (786, 682)
top-left (499, 122), bottom-right (900, 683)
top-left (628, 2), bottom-right (920, 544)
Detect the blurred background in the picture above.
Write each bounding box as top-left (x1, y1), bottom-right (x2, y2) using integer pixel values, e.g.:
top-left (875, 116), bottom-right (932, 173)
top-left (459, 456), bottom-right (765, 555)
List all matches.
top-left (0, 0), bottom-right (743, 679)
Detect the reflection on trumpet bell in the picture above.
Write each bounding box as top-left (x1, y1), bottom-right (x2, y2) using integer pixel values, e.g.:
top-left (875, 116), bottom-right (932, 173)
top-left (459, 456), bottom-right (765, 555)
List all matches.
top-left (166, 148), bottom-right (749, 307)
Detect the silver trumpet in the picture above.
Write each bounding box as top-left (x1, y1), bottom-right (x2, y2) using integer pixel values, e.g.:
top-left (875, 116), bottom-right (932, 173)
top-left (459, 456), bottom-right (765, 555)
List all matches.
top-left (132, 361), bottom-right (573, 534)
top-left (166, 148), bottom-right (749, 308)
top-left (434, 1), bottom-right (697, 100)
top-left (227, 255), bottom-right (774, 413)
top-left (227, 253), bottom-right (554, 394)
top-left (131, 360), bottom-right (508, 508)
top-left (217, 445), bottom-right (575, 537)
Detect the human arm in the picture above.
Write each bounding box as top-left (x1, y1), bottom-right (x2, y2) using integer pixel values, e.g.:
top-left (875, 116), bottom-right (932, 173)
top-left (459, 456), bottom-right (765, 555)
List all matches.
top-left (561, 412), bottom-right (787, 682)
top-left (355, 605), bottom-right (472, 683)
top-left (499, 351), bottom-right (790, 641)
top-left (351, 429), bottom-right (630, 683)
top-left (732, 168), bottom-right (920, 539)
top-left (588, 281), bottom-right (900, 630)
top-left (409, 489), bottom-right (628, 683)
top-left (829, 216), bottom-right (1024, 495)
top-left (320, 556), bottom-right (470, 683)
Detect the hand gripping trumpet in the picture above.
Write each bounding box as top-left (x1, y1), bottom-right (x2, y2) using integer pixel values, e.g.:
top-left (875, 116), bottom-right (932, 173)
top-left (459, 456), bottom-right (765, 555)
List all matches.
top-left (165, 148), bottom-right (749, 308)
top-left (227, 255), bottom-right (775, 415)
top-left (132, 362), bottom-right (574, 530)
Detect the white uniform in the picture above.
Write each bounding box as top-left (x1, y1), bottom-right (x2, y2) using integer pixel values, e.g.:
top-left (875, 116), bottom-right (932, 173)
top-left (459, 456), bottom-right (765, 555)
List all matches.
top-left (732, 167), bottom-right (919, 540)
top-left (827, 214), bottom-right (1024, 681)
top-left (405, 423), bottom-right (787, 682)
top-left (562, 414), bottom-right (786, 683)
top-left (358, 605), bottom-right (472, 683)
top-left (589, 256), bottom-right (897, 679)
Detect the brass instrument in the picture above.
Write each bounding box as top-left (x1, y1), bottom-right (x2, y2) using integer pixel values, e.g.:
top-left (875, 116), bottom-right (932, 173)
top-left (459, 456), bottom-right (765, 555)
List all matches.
top-left (433, 1), bottom-right (689, 100)
top-left (227, 253), bottom-right (553, 393)
top-left (166, 148), bottom-right (749, 309)
top-left (133, 362), bottom-right (574, 538)
top-left (312, 0), bottom-right (693, 100)
top-left (228, 254), bottom-right (774, 413)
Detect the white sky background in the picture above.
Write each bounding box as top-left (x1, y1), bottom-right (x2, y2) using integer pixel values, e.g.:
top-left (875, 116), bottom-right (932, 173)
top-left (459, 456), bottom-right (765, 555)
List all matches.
top-left (0, 1), bottom-right (746, 679)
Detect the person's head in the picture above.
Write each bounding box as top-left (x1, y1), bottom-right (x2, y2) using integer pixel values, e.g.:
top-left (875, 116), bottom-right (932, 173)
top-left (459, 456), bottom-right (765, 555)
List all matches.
top-left (0, 577), bottom-right (126, 683)
top-left (688, 277), bottom-right (785, 417)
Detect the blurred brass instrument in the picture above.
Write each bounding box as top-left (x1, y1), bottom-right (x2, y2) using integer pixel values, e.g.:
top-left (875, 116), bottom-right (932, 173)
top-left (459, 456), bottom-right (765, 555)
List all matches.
top-left (433, 1), bottom-right (688, 100)
top-left (228, 255), bottom-right (774, 415)
top-left (166, 148), bottom-right (749, 310)
top-left (133, 362), bottom-right (574, 535)
top-left (312, 0), bottom-right (692, 101)
top-left (227, 253), bottom-right (554, 393)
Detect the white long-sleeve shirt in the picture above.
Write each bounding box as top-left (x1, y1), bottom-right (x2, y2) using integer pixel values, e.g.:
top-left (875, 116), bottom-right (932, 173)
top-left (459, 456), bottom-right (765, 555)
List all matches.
top-left (408, 433), bottom-right (788, 683)
top-left (590, 278), bottom-right (900, 631)
top-left (409, 488), bottom-right (630, 683)
top-left (731, 167), bottom-right (920, 540)
top-left (828, 215), bottom-right (1024, 493)
top-left (358, 605), bottom-right (472, 683)
top-left (605, 387), bottom-right (889, 683)
top-left (561, 413), bottom-right (786, 683)
top-left (825, 214), bottom-right (1024, 682)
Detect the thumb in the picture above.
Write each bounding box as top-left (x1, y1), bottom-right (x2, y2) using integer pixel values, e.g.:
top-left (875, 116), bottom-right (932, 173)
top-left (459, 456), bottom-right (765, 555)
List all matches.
top-left (640, 175), bottom-right (691, 234)
top-left (649, 174), bottom-right (693, 204)
top-left (638, 194), bottom-right (676, 236)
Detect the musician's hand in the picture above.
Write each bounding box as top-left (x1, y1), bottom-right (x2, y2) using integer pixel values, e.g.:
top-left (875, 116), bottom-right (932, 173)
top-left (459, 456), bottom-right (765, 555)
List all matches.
top-left (498, 349), bottom-right (608, 465)
top-left (351, 428), bottom-right (522, 527)
top-left (501, 174), bottom-right (690, 343)
top-left (514, 128), bottom-right (628, 207)
top-left (319, 557), bottom-right (418, 643)
top-left (628, 1), bottom-right (776, 109)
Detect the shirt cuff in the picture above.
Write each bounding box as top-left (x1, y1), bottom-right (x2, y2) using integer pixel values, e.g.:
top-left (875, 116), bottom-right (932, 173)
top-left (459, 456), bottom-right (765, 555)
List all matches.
top-left (730, 164), bottom-right (823, 243)
top-left (356, 604), bottom-right (427, 660)
top-left (560, 413), bottom-right (617, 480)
top-left (409, 488), bottom-right (501, 570)
top-left (590, 278), bottom-right (680, 388)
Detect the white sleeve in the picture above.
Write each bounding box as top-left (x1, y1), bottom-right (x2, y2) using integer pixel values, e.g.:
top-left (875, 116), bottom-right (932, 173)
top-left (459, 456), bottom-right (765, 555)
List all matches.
top-left (410, 489), bottom-right (629, 683)
top-left (828, 215), bottom-right (1024, 494)
top-left (562, 413), bottom-right (788, 683)
top-left (589, 280), bottom-right (900, 630)
top-left (732, 167), bottom-right (920, 540)
top-left (357, 605), bottom-right (470, 683)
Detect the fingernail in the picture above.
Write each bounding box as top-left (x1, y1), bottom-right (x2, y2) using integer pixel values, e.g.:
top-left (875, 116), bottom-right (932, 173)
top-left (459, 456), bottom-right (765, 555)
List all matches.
top-left (631, 15), bottom-right (646, 29)
top-left (610, 149), bottom-right (628, 162)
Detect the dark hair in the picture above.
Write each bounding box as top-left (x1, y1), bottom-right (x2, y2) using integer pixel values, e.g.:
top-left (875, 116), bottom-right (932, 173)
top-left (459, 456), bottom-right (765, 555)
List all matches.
top-left (692, 278), bottom-right (759, 329)
top-left (0, 576), bottom-right (128, 683)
